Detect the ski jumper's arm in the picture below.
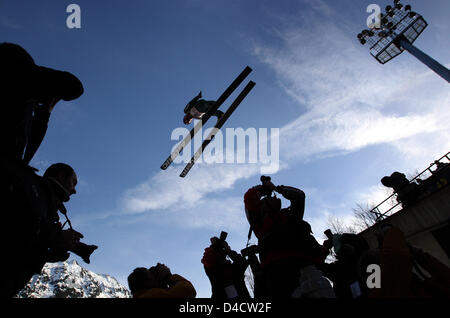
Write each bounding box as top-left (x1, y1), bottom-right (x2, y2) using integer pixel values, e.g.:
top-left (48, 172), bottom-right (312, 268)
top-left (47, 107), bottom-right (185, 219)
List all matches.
top-left (184, 92), bottom-right (202, 114)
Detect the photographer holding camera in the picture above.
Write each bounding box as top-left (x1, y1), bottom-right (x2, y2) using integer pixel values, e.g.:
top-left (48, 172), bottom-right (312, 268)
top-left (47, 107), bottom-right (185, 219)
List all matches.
top-left (40, 163), bottom-right (98, 264)
top-left (201, 232), bottom-right (251, 299)
top-left (243, 176), bottom-right (332, 298)
top-left (319, 229), bottom-right (369, 298)
top-left (128, 263), bottom-right (197, 298)
top-left (1, 163), bottom-right (97, 297)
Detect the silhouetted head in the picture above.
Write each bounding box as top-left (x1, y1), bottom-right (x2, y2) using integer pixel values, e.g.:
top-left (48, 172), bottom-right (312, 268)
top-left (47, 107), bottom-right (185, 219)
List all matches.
top-left (0, 42), bottom-right (84, 102)
top-left (244, 186), bottom-right (282, 226)
top-left (260, 195), bottom-right (282, 214)
top-left (380, 176), bottom-right (392, 187)
top-left (127, 267), bottom-right (157, 296)
top-left (148, 263), bottom-right (172, 288)
top-left (44, 163), bottom-right (78, 202)
top-left (183, 113), bottom-right (193, 125)
top-left (376, 223), bottom-right (394, 248)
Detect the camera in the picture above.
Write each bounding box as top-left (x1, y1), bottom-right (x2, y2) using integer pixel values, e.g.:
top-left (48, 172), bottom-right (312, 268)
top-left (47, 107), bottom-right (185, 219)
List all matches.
top-left (46, 241), bottom-right (97, 264)
top-left (241, 244), bottom-right (259, 257)
top-left (260, 175), bottom-right (271, 183)
top-left (219, 231), bottom-right (228, 242)
top-left (260, 175), bottom-right (273, 197)
top-left (210, 231), bottom-right (228, 253)
top-left (71, 242), bottom-right (98, 264)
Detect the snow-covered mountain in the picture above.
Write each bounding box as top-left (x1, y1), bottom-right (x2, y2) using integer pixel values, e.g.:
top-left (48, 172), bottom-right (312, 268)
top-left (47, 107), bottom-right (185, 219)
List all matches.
top-left (16, 260), bottom-right (131, 298)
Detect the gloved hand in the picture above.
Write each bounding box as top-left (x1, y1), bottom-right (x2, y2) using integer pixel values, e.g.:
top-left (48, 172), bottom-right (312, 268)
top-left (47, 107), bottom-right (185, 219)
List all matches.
top-left (46, 248), bottom-right (70, 263)
top-left (323, 238), bottom-right (333, 250)
top-left (150, 263), bottom-right (172, 287)
top-left (58, 228), bottom-right (84, 250)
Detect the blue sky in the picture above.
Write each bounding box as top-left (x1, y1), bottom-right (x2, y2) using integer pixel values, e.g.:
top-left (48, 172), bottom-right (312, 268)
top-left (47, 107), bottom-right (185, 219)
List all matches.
top-left (2, 0), bottom-right (449, 297)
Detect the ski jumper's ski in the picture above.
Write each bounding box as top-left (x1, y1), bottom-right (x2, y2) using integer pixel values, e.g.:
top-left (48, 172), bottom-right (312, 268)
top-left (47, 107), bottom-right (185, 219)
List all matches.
top-left (160, 66), bottom-right (252, 170)
top-left (180, 80), bottom-right (256, 178)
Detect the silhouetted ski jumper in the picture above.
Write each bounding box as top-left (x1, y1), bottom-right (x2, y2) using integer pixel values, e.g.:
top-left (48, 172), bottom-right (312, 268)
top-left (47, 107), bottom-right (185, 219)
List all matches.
top-left (183, 91), bottom-right (223, 124)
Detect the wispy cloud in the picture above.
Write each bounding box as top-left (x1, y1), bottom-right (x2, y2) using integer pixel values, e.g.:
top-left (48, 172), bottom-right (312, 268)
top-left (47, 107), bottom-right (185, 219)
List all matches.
top-left (157, 196), bottom-right (248, 232)
top-left (0, 15), bottom-right (24, 30)
top-left (120, 164), bottom-right (260, 214)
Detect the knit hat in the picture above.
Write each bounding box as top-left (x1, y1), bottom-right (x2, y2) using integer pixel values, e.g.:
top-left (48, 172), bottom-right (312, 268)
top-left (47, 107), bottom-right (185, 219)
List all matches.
top-left (0, 42), bottom-right (83, 101)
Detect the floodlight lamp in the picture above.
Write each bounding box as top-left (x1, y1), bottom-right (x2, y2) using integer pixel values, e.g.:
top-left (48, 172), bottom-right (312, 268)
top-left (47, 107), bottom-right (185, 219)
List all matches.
top-left (360, 0), bottom-right (449, 84)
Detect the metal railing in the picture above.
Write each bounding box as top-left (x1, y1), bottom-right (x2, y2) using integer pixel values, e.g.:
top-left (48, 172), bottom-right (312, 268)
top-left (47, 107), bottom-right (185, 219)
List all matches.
top-left (370, 151), bottom-right (450, 221)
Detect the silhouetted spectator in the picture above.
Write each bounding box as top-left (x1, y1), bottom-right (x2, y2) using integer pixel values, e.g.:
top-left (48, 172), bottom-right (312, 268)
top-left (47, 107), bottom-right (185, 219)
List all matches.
top-left (0, 163), bottom-right (96, 298)
top-left (244, 177), bottom-right (331, 297)
top-left (381, 172), bottom-right (419, 207)
top-left (128, 263), bottom-right (196, 298)
top-left (0, 42), bottom-right (83, 164)
top-left (0, 41), bottom-right (78, 169)
top-left (201, 235), bottom-right (250, 299)
top-left (0, 43), bottom-right (84, 298)
top-left (319, 231), bottom-right (370, 298)
top-left (432, 160), bottom-right (449, 174)
top-left (42, 163), bottom-right (97, 264)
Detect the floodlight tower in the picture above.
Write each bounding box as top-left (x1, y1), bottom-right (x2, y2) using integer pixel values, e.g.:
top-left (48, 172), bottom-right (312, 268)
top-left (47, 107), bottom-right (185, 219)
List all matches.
top-left (358, 0), bottom-right (450, 83)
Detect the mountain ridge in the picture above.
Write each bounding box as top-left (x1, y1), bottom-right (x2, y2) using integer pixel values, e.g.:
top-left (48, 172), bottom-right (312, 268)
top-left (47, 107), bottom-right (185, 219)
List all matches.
top-left (17, 260), bottom-right (131, 298)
